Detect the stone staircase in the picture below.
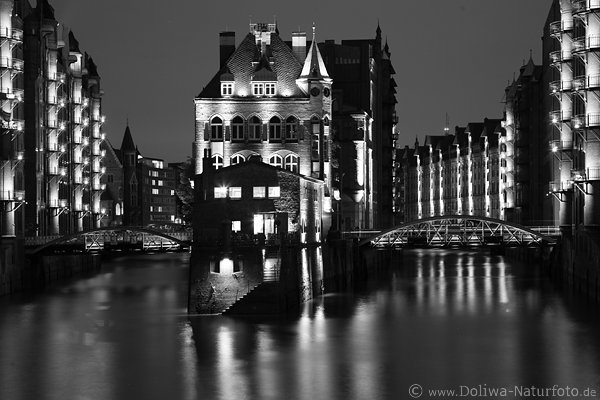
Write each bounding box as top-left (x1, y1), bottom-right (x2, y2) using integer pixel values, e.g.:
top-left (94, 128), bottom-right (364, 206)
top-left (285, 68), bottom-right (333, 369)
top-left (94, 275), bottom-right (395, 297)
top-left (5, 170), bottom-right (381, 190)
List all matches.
top-left (222, 282), bottom-right (281, 315)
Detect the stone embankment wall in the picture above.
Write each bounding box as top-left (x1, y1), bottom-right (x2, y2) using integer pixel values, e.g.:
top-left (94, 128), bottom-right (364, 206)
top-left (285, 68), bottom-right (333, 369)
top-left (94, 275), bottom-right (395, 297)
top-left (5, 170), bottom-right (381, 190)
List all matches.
top-left (1, 252), bottom-right (101, 295)
top-left (549, 230), bottom-right (600, 302)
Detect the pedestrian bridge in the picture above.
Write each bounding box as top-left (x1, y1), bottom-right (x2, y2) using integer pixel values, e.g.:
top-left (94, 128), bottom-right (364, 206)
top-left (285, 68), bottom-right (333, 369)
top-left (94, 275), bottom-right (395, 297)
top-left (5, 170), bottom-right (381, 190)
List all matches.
top-left (26, 226), bottom-right (192, 254)
top-left (359, 215), bottom-right (559, 248)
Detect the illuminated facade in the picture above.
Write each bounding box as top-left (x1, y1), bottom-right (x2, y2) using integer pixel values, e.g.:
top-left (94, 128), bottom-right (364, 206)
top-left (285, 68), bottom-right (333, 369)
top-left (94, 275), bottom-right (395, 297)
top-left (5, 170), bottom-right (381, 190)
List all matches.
top-left (395, 119), bottom-right (504, 222)
top-left (545, 0), bottom-right (600, 229)
top-left (193, 23), bottom-right (333, 236)
top-left (21, 0), bottom-right (106, 236)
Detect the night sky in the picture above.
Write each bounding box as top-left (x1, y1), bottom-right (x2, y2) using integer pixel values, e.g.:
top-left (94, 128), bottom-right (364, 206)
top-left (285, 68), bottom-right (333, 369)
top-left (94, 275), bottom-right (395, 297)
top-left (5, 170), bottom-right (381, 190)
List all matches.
top-left (46, 0), bottom-right (551, 163)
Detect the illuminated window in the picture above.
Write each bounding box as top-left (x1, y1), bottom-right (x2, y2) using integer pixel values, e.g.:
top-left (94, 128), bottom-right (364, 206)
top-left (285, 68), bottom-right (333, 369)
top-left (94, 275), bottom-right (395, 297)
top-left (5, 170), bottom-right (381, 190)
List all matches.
top-left (285, 116), bottom-right (298, 141)
top-left (284, 154), bottom-right (299, 173)
top-left (249, 116), bottom-right (262, 141)
top-left (221, 82), bottom-right (234, 96)
top-left (269, 154), bottom-right (283, 168)
top-left (152, 188), bottom-right (159, 195)
top-left (269, 116), bottom-right (282, 141)
top-left (212, 154), bottom-right (223, 169)
top-left (311, 117), bottom-right (320, 160)
top-left (210, 117), bottom-right (223, 141)
top-left (252, 83), bottom-right (264, 96)
top-left (231, 116), bottom-right (244, 141)
top-left (265, 82), bottom-right (276, 96)
top-left (229, 186), bottom-right (242, 199)
top-left (231, 154), bottom-right (245, 165)
top-left (253, 186), bottom-right (266, 198)
top-left (268, 186), bottom-right (280, 198)
top-left (214, 187), bottom-right (227, 198)
top-left (231, 220), bottom-right (241, 232)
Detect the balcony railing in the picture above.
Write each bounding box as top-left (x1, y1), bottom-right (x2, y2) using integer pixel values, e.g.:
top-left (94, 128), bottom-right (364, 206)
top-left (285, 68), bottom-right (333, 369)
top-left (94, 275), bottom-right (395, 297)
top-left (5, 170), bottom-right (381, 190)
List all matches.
top-left (0, 190), bottom-right (24, 201)
top-left (1, 119), bottom-right (23, 131)
top-left (48, 199), bottom-right (68, 208)
top-left (572, 0), bottom-right (600, 14)
top-left (572, 35), bottom-right (600, 52)
top-left (0, 57), bottom-right (23, 71)
top-left (549, 20), bottom-right (574, 35)
top-left (587, 166), bottom-right (600, 180)
top-left (572, 113), bottom-right (600, 128)
top-left (549, 180), bottom-right (574, 192)
top-left (550, 80), bottom-right (572, 93)
top-left (0, 27), bottom-right (23, 41)
top-left (549, 140), bottom-right (574, 152)
top-left (549, 110), bottom-right (572, 123)
top-left (550, 50), bottom-right (572, 64)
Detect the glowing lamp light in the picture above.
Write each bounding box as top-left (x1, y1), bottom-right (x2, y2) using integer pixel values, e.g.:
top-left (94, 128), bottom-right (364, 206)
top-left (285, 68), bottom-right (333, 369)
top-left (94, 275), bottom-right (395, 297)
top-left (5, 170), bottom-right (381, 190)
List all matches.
top-left (552, 117), bottom-right (559, 124)
top-left (552, 146), bottom-right (558, 153)
top-left (575, 123), bottom-right (581, 129)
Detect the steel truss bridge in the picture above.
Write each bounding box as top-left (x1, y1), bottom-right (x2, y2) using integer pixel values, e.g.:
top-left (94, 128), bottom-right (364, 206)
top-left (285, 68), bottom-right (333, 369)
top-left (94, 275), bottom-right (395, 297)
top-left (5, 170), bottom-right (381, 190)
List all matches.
top-left (360, 216), bottom-right (558, 248)
top-left (27, 227), bottom-right (192, 254)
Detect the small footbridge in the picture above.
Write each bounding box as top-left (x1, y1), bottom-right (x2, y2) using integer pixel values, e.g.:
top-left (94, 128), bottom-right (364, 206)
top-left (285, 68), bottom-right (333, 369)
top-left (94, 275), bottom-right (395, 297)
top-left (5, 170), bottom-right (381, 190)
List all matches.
top-left (359, 215), bottom-right (559, 248)
top-left (26, 226), bottom-right (192, 254)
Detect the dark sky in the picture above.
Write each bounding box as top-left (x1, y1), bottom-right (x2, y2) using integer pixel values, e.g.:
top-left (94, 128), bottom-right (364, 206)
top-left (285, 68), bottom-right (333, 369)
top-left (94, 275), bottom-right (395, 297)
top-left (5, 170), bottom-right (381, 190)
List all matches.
top-left (46, 0), bottom-right (552, 163)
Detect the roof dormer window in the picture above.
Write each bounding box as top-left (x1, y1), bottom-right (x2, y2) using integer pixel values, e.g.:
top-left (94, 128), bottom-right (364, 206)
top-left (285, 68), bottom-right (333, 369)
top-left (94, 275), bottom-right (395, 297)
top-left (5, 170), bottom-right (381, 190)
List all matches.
top-left (221, 82), bottom-right (234, 97)
top-left (252, 82), bottom-right (276, 97)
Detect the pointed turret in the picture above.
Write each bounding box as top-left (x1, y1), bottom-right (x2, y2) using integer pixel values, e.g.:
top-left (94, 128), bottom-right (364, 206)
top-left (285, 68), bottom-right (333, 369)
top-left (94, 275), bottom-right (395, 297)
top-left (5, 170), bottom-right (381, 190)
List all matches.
top-left (296, 24), bottom-right (331, 94)
top-left (121, 124), bottom-right (135, 153)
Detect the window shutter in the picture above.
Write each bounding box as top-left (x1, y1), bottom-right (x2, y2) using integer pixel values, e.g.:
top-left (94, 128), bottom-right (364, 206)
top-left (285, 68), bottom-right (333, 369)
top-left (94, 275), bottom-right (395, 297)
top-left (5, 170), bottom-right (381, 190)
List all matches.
top-left (262, 123), bottom-right (267, 141)
top-left (244, 120), bottom-right (248, 142)
top-left (225, 125), bottom-right (231, 141)
top-left (203, 122), bottom-right (209, 141)
top-left (299, 124), bottom-right (306, 140)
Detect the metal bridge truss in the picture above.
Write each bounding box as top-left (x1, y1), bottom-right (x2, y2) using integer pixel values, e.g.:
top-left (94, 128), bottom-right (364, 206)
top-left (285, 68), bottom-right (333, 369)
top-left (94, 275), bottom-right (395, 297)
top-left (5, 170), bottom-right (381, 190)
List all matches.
top-left (29, 227), bottom-right (192, 254)
top-left (364, 216), bottom-right (557, 248)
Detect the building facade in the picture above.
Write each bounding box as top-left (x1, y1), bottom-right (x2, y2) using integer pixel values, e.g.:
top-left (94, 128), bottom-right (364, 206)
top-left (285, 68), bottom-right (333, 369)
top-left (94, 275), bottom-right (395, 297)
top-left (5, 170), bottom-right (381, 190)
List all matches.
top-left (545, 0), bottom-right (600, 230)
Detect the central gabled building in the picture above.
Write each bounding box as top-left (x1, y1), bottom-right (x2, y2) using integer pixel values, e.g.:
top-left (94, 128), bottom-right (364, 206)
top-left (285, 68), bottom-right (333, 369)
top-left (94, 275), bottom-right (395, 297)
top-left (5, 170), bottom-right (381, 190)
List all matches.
top-left (193, 22), bottom-right (334, 238)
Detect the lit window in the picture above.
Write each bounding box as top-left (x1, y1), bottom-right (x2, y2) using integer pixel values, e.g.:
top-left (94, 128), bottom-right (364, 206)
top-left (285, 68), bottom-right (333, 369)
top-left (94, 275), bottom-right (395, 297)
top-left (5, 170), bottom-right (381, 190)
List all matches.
top-left (158, 180), bottom-right (164, 186)
top-left (269, 116), bottom-right (282, 141)
top-left (268, 186), bottom-right (280, 198)
top-left (265, 82), bottom-right (276, 96)
top-left (285, 116), bottom-right (298, 141)
top-left (170, 190), bottom-right (175, 195)
top-left (284, 154), bottom-right (299, 173)
top-left (212, 154), bottom-right (223, 169)
top-left (249, 116), bottom-right (262, 141)
top-left (231, 116), bottom-right (244, 141)
top-left (253, 186), bottom-right (266, 198)
top-left (252, 83), bottom-right (264, 96)
top-left (232, 220), bottom-right (241, 232)
top-left (210, 117), bottom-right (223, 141)
top-left (221, 82), bottom-right (234, 96)
top-left (214, 187), bottom-right (227, 198)
top-left (229, 186), bottom-right (242, 199)
top-left (231, 154), bottom-right (245, 165)
top-left (269, 154), bottom-right (283, 168)
top-left (152, 188), bottom-right (159, 195)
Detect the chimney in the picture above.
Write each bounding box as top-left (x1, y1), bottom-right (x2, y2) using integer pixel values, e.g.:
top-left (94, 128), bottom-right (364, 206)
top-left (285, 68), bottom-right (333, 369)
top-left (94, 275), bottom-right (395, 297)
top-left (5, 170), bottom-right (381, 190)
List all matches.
top-left (219, 32), bottom-right (235, 68)
top-left (292, 31), bottom-right (306, 62)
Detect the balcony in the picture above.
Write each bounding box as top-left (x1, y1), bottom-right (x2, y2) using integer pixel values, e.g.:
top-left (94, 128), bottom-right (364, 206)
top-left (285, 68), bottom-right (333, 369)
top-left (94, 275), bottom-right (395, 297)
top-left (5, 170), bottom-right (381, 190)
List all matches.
top-left (549, 20), bottom-right (574, 36)
top-left (550, 50), bottom-right (572, 65)
top-left (549, 180), bottom-right (574, 192)
top-left (47, 72), bottom-right (66, 82)
top-left (549, 110), bottom-right (572, 123)
top-left (572, 113), bottom-right (600, 128)
top-left (0, 190), bottom-right (24, 201)
top-left (48, 199), bottom-right (68, 208)
top-left (549, 140), bottom-right (574, 152)
top-left (1, 119), bottom-right (23, 131)
top-left (573, 35), bottom-right (600, 53)
top-left (587, 166), bottom-right (600, 180)
top-left (550, 80), bottom-right (572, 94)
top-left (92, 183), bottom-right (106, 191)
top-left (572, 0), bottom-right (600, 14)
top-left (0, 26), bottom-right (23, 42)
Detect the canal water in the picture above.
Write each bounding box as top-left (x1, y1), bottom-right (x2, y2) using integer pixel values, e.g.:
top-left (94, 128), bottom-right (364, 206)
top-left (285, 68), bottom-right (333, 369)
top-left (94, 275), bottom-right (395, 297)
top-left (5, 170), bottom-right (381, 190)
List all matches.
top-left (1, 250), bottom-right (600, 400)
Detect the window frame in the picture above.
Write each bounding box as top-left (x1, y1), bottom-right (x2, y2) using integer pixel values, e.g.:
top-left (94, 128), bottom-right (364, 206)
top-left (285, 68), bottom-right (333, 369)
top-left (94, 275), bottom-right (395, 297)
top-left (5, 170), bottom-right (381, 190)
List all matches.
top-left (269, 154), bottom-right (283, 168)
top-left (231, 116), bottom-right (244, 142)
top-left (253, 186), bottom-right (266, 198)
top-left (221, 82), bottom-right (234, 96)
top-left (284, 154), bottom-right (299, 173)
top-left (210, 117), bottom-right (224, 141)
top-left (249, 116), bottom-right (262, 141)
top-left (269, 116), bottom-right (282, 142)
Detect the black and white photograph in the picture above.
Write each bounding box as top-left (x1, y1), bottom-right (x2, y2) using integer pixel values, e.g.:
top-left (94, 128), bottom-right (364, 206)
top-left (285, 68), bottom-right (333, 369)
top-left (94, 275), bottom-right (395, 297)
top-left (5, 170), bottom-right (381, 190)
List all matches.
top-left (1, 1), bottom-right (600, 399)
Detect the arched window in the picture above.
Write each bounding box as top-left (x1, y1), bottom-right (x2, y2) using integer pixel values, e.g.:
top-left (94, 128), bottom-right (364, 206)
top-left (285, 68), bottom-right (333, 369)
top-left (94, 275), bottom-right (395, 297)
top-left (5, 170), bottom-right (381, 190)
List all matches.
top-left (284, 154), bottom-right (299, 173)
top-left (231, 116), bottom-right (244, 142)
top-left (212, 154), bottom-right (223, 169)
top-left (269, 154), bottom-right (283, 168)
top-left (249, 116), bottom-right (262, 141)
top-left (269, 116), bottom-right (282, 142)
top-left (210, 117), bottom-right (223, 141)
top-left (231, 154), bottom-right (245, 165)
top-left (285, 116), bottom-right (298, 141)
top-left (115, 203), bottom-right (122, 216)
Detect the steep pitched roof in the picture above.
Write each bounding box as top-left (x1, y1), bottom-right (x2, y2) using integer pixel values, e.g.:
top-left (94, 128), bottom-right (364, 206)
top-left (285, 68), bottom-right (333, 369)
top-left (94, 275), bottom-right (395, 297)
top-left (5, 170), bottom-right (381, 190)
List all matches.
top-left (120, 125), bottom-right (136, 152)
top-left (299, 26), bottom-right (331, 80)
top-left (197, 29), bottom-right (305, 98)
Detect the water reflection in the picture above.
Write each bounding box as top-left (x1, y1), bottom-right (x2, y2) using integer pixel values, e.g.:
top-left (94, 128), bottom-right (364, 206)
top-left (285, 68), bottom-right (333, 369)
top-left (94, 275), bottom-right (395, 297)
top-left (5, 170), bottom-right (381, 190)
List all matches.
top-left (1, 250), bottom-right (600, 400)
